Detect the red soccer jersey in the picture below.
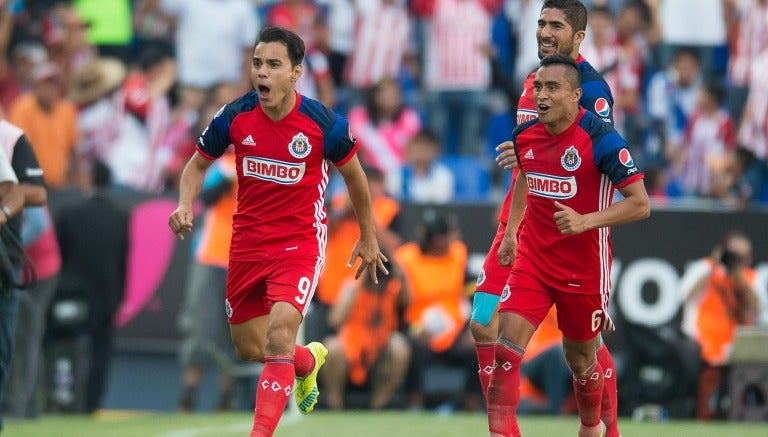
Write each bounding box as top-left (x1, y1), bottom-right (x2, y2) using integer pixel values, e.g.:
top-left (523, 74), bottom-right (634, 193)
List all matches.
top-left (510, 108), bottom-right (643, 293)
top-left (498, 55), bottom-right (614, 223)
top-left (197, 92), bottom-right (358, 261)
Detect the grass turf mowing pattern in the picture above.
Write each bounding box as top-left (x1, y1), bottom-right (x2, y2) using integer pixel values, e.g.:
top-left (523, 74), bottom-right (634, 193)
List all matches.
top-left (5, 411), bottom-right (768, 436)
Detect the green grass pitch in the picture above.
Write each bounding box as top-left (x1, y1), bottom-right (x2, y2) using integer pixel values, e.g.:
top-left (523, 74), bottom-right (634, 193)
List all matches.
top-left (6, 411), bottom-right (767, 436)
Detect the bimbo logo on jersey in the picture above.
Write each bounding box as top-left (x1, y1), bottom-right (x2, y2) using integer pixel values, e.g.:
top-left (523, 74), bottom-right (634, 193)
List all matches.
top-left (594, 97), bottom-right (611, 118)
top-left (526, 172), bottom-right (577, 199)
top-left (243, 156), bottom-right (305, 184)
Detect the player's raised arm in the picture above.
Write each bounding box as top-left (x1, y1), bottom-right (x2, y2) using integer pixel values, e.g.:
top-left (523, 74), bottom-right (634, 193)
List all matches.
top-left (336, 154), bottom-right (389, 283)
top-left (168, 151), bottom-right (215, 240)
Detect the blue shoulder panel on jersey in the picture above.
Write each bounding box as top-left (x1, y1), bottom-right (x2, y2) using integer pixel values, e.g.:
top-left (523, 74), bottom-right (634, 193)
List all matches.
top-left (198, 92), bottom-right (260, 158)
top-left (299, 96), bottom-right (355, 163)
top-left (578, 60), bottom-right (615, 125)
top-left (579, 111), bottom-right (639, 186)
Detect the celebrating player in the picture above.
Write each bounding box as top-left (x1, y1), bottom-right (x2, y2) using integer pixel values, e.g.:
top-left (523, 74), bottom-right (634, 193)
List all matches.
top-left (486, 54), bottom-right (650, 437)
top-left (471, 1), bottom-right (623, 434)
top-left (168, 27), bottom-right (388, 437)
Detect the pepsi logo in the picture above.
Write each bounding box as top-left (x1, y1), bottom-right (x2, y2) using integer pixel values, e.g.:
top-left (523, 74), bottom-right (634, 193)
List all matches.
top-left (619, 148), bottom-right (635, 167)
top-left (594, 98), bottom-right (611, 118)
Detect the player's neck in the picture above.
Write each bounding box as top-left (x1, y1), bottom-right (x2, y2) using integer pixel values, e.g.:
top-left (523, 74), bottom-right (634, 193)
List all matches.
top-left (262, 90), bottom-right (298, 121)
top-left (544, 107), bottom-right (579, 136)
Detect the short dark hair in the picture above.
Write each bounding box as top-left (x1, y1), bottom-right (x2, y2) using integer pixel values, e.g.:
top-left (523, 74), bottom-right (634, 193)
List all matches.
top-left (135, 41), bottom-right (174, 71)
top-left (540, 54), bottom-right (581, 89)
top-left (542, 0), bottom-right (588, 32)
top-left (255, 26), bottom-right (305, 67)
top-left (703, 78), bottom-right (726, 106)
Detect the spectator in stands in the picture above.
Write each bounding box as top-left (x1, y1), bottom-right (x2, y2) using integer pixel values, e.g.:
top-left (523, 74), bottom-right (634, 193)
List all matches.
top-left (411, 0), bottom-right (502, 156)
top-left (396, 211), bottom-right (478, 411)
top-left (147, 0), bottom-right (259, 112)
top-left (670, 79), bottom-right (736, 198)
top-left (109, 42), bottom-right (176, 192)
top-left (348, 78), bottom-right (422, 188)
top-left (3, 206), bottom-right (61, 419)
top-left (344, 0), bottom-right (412, 106)
top-left (0, 41), bottom-right (48, 112)
top-left (54, 159), bottom-right (129, 413)
top-left (9, 62), bottom-right (79, 189)
top-left (737, 49), bottom-right (768, 161)
top-left (725, 0), bottom-right (768, 127)
top-left (390, 129), bottom-right (455, 204)
top-left (69, 57), bottom-right (127, 188)
top-left (267, 0), bottom-right (336, 109)
top-left (712, 145), bottom-right (768, 207)
top-left (645, 47), bottom-right (702, 168)
top-left (320, 257), bottom-right (411, 410)
top-left (42, 4), bottom-right (97, 85)
top-left (681, 231), bottom-right (760, 420)
top-left (657, 0), bottom-right (729, 78)
top-left (505, 0), bottom-right (544, 91)
top-left (177, 149), bottom-right (238, 412)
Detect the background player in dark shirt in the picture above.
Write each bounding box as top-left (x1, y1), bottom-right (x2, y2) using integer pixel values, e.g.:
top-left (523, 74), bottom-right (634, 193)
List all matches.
top-left (168, 27), bottom-right (387, 437)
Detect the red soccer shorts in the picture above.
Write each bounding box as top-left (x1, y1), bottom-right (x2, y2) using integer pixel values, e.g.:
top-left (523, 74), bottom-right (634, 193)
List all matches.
top-left (476, 222), bottom-right (513, 296)
top-left (225, 256), bottom-right (324, 324)
top-left (500, 265), bottom-right (611, 342)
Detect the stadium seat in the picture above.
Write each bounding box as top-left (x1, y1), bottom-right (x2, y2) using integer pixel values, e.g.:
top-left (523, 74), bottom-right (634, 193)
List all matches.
top-left (439, 156), bottom-right (492, 203)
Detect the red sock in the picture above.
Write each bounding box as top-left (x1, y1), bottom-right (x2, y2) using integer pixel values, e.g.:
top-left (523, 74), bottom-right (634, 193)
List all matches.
top-left (487, 341), bottom-right (523, 437)
top-left (572, 359), bottom-right (604, 428)
top-left (597, 343), bottom-right (619, 437)
top-left (475, 342), bottom-right (496, 402)
top-left (294, 344), bottom-right (314, 378)
top-left (251, 356), bottom-right (294, 436)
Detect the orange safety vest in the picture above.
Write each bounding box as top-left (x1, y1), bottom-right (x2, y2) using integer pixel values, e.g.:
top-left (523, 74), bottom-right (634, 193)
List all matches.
top-left (694, 260), bottom-right (756, 365)
top-left (317, 195), bottom-right (400, 305)
top-left (396, 240), bottom-right (468, 353)
top-left (196, 154), bottom-right (237, 267)
top-left (338, 278), bottom-right (402, 386)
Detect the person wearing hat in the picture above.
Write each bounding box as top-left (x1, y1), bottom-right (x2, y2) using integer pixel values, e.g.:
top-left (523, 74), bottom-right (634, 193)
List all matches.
top-left (8, 61), bottom-right (79, 189)
top-left (69, 57), bottom-right (126, 188)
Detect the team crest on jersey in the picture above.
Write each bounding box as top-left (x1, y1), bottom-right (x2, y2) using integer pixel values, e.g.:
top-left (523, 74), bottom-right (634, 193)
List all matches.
top-left (225, 298), bottom-right (233, 318)
top-left (594, 98), bottom-right (611, 118)
top-left (476, 269), bottom-right (486, 286)
top-left (619, 148), bottom-right (635, 167)
top-left (560, 145), bottom-right (581, 171)
top-left (288, 132), bottom-right (312, 159)
top-left (500, 284), bottom-right (511, 302)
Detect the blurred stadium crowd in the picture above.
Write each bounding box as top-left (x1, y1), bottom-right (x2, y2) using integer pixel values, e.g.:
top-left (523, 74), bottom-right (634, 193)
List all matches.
top-left (1, 0), bottom-right (768, 207)
top-left (0, 0), bottom-right (766, 423)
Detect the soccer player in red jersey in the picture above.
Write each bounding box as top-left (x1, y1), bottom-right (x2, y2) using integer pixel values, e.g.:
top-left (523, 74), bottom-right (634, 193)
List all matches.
top-left (486, 54), bottom-right (650, 437)
top-left (168, 27), bottom-right (388, 437)
top-left (471, 1), bottom-right (623, 435)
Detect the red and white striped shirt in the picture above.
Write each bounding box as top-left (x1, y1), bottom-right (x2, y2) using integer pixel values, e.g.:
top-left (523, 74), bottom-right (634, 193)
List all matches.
top-left (345, 0), bottom-right (411, 88)
top-left (727, 1), bottom-right (768, 86)
top-left (738, 50), bottom-right (768, 158)
top-left (679, 108), bottom-right (736, 196)
top-left (413, 0), bottom-right (500, 90)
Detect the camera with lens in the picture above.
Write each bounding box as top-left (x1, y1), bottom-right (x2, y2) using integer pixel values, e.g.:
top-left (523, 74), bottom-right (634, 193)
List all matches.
top-left (719, 249), bottom-right (744, 270)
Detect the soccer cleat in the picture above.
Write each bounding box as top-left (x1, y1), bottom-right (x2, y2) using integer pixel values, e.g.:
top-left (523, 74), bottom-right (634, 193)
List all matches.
top-left (294, 342), bottom-right (328, 415)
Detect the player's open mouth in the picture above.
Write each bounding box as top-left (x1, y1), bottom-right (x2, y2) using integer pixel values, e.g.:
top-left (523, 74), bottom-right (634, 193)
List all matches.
top-left (257, 85), bottom-right (270, 99)
top-left (537, 104), bottom-right (550, 114)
